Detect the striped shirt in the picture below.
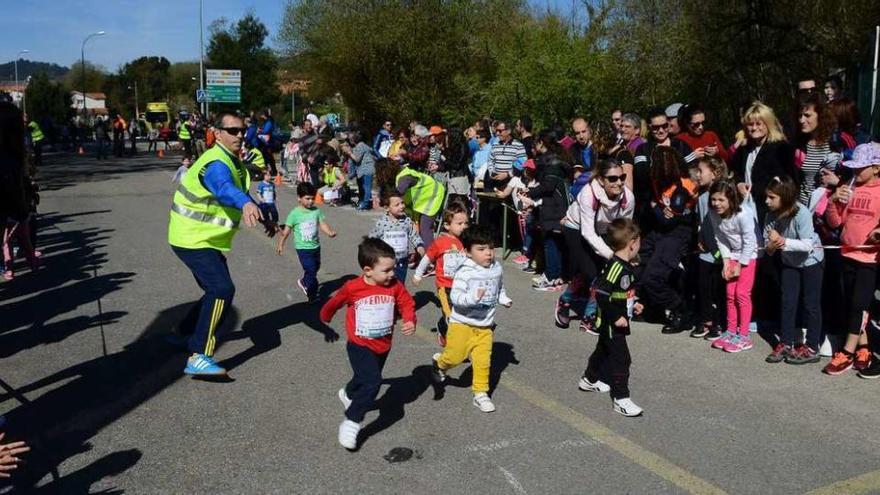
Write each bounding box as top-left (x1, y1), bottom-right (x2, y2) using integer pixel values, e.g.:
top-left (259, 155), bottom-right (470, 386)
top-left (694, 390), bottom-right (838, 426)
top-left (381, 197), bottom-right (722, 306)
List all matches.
top-left (798, 142), bottom-right (830, 206)
top-left (488, 139), bottom-right (526, 175)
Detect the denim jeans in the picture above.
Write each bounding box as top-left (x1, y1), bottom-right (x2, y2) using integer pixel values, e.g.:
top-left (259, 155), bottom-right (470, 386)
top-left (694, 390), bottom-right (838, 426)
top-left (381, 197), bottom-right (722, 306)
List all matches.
top-left (357, 174), bottom-right (373, 209)
top-left (296, 247), bottom-right (321, 299)
top-left (394, 257), bottom-right (408, 284)
top-left (172, 246), bottom-right (235, 356)
top-left (543, 230), bottom-right (564, 280)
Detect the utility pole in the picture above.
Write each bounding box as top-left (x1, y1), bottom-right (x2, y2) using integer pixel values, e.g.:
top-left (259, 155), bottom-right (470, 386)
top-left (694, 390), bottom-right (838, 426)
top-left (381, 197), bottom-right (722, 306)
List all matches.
top-left (14, 49), bottom-right (29, 109)
top-left (81, 31), bottom-right (106, 122)
top-left (199, 0), bottom-right (206, 116)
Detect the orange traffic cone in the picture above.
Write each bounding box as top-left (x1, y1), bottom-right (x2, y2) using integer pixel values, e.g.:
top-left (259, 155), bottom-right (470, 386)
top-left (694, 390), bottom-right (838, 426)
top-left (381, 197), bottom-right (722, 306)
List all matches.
top-left (315, 192), bottom-right (324, 205)
top-left (77, 146), bottom-right (85, 155)
top-left (274, 174), bottom-right (282, 186)
top-left (158, 149), bottom-right (164, 158)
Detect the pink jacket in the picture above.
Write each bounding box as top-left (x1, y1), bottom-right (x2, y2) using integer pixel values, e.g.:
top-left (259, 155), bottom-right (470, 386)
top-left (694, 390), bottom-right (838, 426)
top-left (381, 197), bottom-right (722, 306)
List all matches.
top-left (826, 179), bottom-right (880, 264)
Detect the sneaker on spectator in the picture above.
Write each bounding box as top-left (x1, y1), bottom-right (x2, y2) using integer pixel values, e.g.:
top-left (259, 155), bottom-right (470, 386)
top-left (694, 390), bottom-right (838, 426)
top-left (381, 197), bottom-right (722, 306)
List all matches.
top-left (532, 274), bottom-right (548, 285)
top-left (819, 336), bottom-right (833, 357)
top-left (613, 397), bottom-right (643, 417)
top-left (736, 336), bottom-right (754, 352)
top-left (554, 299), bottom-right (571, 329)
top-left (473, 393), bottom-right (496, 412)
top-left (785, 344), bottom-right (820, 365)
top-left (579, 317), bottom-right (599, 335)
top-left (858, 359), bottom-right (880, 379)
top-left (710, 331), bottom-right (733, 349)
top-left (721, 335), bottom-right (743, 353)
top-left (765, 343), bottom-right (792, 363)
top-left (854, 346), bottom-right (872, 371)
top-left (823, 351), bottom-right (854, 375)
top-left (522, 265), bottom-right (536, 274)
top-left (578, 376), bottom-right (610, 393)
top-left (704, 325), bottom-right (723, 341)
top-left (690, 323), bottom-right (710, 339)
top-left (534, 277), bottom-right (564, 291)
top-left (338, 419), bottom-right (360, 450)
top-left (512, 254), bottom-right (529, 265)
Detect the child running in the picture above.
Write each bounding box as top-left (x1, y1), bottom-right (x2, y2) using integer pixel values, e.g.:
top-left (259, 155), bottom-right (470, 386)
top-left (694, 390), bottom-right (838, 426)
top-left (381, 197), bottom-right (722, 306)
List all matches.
top-left (320, 238), bottom-right (416, 449)
top-left (578, 218), bottom-right (644, 417)
top-left (763, 176), bottom-right (825, 364)
top-left (276, 182), bottom-right (337, 302)
top-left (368, 191), bottom-right (425, 282)
top-left (823, 143), bottom-right (880, 376)
top-left (257, 169), bottom-right (279, 224)
top-left (708, 180), bottom-right (758, 353)
top-left (691, 156), bottom-right (728, 340)
top-left (431, 225), bottom-right (512, 413)
top-left (413, 202), bottom-right (470, 346)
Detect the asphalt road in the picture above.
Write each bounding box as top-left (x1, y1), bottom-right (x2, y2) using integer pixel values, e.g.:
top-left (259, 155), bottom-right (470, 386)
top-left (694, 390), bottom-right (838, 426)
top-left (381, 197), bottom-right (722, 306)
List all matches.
top-left (2, 149), bottom-right (880, 494)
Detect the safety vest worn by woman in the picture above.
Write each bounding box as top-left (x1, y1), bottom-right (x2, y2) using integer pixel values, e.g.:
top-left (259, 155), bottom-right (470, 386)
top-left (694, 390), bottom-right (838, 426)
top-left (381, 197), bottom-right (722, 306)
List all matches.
top-left (323, 166), bottom-right (339, 187)
top-left (395, 167), bottom-right (446, 217)
top-left (178, 121), bottom-right (192, 140)
top-left (168, 143), bottom-right (250, 251)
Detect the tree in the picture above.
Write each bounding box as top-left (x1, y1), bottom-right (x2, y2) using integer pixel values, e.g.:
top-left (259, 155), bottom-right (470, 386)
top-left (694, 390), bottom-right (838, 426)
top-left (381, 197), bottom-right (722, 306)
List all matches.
top-left (207, 12), bottom-right (279, 112)
top-left (25, 71), bottom-right (70, 125)
top-left (63, 61), bottom-right (107, 95)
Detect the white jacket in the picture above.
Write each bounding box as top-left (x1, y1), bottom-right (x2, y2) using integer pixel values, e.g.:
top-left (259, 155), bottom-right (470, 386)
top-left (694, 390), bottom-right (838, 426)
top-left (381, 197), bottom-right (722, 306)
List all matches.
top-left (564, 180), bottom-right (635, 259)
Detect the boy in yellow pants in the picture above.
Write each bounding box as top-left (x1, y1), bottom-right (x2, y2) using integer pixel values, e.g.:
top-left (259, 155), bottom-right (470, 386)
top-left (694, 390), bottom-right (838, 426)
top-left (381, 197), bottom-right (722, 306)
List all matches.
top-left (431, 225), bottom-right (512, 412)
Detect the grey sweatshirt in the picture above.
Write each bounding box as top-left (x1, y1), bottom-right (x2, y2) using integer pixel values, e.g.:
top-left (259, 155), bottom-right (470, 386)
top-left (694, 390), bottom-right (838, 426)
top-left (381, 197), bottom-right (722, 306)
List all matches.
top-left (450, 258), bottom-right (512, 327)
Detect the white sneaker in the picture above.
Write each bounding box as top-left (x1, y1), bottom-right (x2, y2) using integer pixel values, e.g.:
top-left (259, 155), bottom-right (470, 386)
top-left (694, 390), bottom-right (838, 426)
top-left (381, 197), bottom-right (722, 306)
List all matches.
top-left (613, 397), bottom-right (643, 417)
top-left (819, 336), bottom-right (833, 357)
top-left (431, 353), bottom-right (446, 383)
top-left (472, 392), bottom-right (496, 413)
top-left (532, 274), bottom-right (548, 285)
top-left (578, 376), bottom-right (611, 393)
top-left (338, 388), bottom-right (352, 410)
top-left (338, 419), bottom-right (360, 450)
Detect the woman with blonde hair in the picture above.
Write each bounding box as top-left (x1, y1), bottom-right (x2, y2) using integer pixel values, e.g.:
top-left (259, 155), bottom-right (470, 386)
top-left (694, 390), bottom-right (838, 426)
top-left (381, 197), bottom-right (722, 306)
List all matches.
top-left (731, 101), bottom-right (797, 229)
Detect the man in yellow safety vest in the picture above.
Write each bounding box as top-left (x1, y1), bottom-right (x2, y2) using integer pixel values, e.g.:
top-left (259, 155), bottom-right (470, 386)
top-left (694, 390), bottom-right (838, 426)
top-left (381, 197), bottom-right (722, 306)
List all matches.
top-left (167, 112), bottom-right (264, 377)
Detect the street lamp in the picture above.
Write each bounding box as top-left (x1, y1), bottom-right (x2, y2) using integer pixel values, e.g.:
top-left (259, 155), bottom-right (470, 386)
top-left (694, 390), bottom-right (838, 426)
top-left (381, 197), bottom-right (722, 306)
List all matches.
top-left (14, 49), bottom-right (29, 109)
top-left (81, 31), bottom-right (106, 121)
top-left (127, 80), bottom-right (139, 117)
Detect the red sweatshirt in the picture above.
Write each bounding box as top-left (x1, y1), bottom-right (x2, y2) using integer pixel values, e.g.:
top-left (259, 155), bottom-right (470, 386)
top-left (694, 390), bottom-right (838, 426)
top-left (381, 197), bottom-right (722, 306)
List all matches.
top-left (677, 130), bottom-right (729, 163)
top-left (419, 233), bottom-right (465, 288)
top-left (826, 179), bottom-right (880, 264)
top-left (320, 276), bottom-right (416, 354)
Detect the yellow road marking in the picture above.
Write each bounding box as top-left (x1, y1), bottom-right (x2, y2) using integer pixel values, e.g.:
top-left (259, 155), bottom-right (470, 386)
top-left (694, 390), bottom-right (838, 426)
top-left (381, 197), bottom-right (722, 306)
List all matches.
top-left (805, 469), bottom-right (880, 495)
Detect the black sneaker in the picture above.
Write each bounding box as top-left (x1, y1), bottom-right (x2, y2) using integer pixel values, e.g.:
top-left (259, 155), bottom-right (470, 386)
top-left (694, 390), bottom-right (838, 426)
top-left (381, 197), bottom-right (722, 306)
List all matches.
top-left (689, 323), bottom-right (710, 339)
top-left (554, 299), bottom-right (571, 329)
top-left (858, 359), bottom-right (880, 379)
top-left (704, 325), bottom-right (723, 341)
top-left (786, 344), bottom-right (821, 365)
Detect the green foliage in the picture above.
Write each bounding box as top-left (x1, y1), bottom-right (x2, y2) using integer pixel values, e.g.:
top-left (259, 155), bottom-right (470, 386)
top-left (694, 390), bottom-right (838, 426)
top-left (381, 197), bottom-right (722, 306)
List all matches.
top-left (281, 0), bottom-right (880, 136)
top-left (207, 12), bottom-right (280, 113)
top-left (63, 61), bottom-right (106, 94)
top-left (24, 72), bottom-right (70, 123)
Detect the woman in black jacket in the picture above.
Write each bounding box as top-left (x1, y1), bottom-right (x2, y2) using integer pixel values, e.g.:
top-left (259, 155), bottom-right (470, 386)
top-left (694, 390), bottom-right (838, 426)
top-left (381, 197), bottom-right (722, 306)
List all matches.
top-left (524, 129), bottom-right (572, 291)
top-left (731, 102), bottom-right (798, 230)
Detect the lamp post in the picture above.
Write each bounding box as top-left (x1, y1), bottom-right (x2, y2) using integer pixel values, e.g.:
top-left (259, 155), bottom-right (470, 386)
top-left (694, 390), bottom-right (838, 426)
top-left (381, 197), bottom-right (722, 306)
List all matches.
top-left (23, 76), bottom-right (31, 115)
top-left (81, 31), bottom-right (106, 122)
top-left (14, 49), bottom-right (29, 109)
top-left (198, 0), bottom-right (206, 116)
top-left (128, 80), bottom-right (139, 117)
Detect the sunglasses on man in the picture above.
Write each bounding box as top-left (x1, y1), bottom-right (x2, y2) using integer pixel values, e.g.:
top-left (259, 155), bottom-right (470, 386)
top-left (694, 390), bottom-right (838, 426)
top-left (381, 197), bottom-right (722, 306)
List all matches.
top-left (219, 126), bottom-right (247, 136)
top-left (650, 123), bottom-right (669, 132)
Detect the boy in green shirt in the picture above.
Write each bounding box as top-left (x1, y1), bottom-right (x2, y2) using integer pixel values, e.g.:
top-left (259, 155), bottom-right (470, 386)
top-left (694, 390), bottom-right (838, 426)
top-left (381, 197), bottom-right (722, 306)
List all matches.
top-left (276, 182), bottom-right (337, 301)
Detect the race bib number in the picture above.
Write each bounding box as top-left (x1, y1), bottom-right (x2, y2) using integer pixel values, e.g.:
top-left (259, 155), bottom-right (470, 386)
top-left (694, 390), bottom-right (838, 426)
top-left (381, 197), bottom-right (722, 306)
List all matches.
top-left (323, 189), bottom-right (339, 201)
top-left (382, 231), bottom-right (409, 257)
top-left (472, 278), bottom-right (500, 306)
top-left (355, 299), bottom-right (395, 338)
top-left (441, 250), bottom-right (465, 277)
top-left (300, 221), bottom-right (318, 242)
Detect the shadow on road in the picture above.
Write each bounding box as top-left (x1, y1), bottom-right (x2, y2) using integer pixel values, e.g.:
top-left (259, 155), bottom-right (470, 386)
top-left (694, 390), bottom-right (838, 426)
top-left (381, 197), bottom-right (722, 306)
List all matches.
top-left (219, 275), bottom-right (355, 372)
top-left (443, 341), bottom-right (520, 395)
top-left (30, 448), bottom-right (143, 494)
top-left (358, 366), bottom-right (439, 448)
top-left (38, 153), bottom-right (180, 192)
top-left (0, 303), bottom-right (238, 492)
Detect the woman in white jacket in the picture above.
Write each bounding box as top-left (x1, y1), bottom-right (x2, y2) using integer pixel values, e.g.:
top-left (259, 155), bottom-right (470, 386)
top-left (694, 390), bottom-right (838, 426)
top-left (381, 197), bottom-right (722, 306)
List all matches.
top-left (555, 159), bottom-right (635, 332)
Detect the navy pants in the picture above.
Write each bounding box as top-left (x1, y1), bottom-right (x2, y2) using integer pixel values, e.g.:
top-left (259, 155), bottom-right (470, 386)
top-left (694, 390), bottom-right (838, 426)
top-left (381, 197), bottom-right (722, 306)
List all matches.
top-left (780, 262), bottom-right (823, 348)
top-left (172, 246), bottom-right (235, 357)
top-left (344, 342), bottom-right (389, 422)
top-left (296, 247), bottom-right (321, 299)
top-left (394, 258), bottom-right (408, 284)
top-left (259, 203), bottom-right (279, 223)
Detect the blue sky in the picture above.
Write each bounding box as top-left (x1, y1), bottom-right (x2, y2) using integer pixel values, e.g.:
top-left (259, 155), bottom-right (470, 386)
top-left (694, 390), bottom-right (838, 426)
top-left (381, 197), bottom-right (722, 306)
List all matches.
top-left (1, 0), bottom-right (572, 70)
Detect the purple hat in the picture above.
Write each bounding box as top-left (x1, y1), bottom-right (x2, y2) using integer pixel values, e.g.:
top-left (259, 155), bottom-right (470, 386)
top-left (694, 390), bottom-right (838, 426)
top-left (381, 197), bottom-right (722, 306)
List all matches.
top-left (841, 143), bottom-right (880, 169)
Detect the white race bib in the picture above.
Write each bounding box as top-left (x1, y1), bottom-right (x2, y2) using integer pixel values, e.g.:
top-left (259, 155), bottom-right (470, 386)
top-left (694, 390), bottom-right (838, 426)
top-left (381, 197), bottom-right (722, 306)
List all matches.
top-left (355, 299), bottom-right (395, 338)
top-left (382, 231), bottom-right (409, 258)
top-left (471, 278), bottom-right (500, 306)
top-left (323, 189), bottom-right (339, 201)
top-left (300, 221), bottom-right (318, 242)
top-left (441, 250), bottom-right (465, 278)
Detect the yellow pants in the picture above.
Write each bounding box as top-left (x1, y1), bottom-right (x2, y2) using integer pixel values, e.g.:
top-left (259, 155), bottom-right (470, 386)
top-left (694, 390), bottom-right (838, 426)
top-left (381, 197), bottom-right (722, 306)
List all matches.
top-left (437, 287), bottom-right (452, 317)
top-left (437, 322), bottom-right (493, 393)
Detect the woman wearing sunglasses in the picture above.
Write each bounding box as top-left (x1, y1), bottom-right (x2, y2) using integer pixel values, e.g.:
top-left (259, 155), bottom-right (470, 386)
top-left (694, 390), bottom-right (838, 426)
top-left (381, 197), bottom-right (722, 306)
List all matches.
top-left (677, 104), bottom-right (729, 164)
top-left (555, 159), bottom-right (634, 333)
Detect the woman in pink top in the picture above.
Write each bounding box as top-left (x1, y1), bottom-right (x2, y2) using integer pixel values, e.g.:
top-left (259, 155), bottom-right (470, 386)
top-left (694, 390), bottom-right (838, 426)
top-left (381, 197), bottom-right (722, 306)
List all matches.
top-left (822, 143), bottom-right (880, 376)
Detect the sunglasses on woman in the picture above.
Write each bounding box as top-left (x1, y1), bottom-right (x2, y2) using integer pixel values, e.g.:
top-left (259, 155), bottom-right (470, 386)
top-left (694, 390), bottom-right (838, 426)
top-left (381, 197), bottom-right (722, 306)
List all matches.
top-left (603, 174), bottom-right (627, 183)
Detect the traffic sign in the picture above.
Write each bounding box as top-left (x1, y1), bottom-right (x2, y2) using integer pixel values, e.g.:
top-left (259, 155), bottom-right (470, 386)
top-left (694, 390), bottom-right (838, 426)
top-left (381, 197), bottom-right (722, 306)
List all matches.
top-left (196, 89), bottom-right (207, 103)
top-left (205, 69), bottom-right (241, 103)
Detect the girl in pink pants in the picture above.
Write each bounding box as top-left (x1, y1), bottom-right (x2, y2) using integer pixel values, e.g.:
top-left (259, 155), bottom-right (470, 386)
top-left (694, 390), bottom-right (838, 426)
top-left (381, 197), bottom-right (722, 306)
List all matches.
top-left (707, 180), bottom-right (759, 353)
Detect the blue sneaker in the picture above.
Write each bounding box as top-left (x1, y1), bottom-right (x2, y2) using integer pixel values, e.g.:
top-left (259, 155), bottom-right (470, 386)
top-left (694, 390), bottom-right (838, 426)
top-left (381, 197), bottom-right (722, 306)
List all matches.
top-left (184, 354), bottom-right (227, 376)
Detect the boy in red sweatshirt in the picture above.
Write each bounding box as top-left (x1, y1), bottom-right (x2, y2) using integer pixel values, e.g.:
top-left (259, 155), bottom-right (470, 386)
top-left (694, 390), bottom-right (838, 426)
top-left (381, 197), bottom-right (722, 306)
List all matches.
top-left (823, 143), bottom-right (880, 376)
top-left (320, 237), bottom-right (417, 449)
top-left (413, 202), bottom-right (470, 345)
